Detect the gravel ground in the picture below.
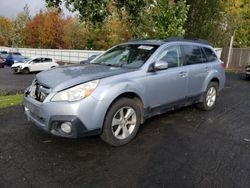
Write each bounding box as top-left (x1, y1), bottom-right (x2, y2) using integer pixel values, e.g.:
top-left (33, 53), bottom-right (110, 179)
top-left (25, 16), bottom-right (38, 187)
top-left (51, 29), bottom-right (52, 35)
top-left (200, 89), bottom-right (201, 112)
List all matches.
top-left (0, 73), bottom-right (250, 188)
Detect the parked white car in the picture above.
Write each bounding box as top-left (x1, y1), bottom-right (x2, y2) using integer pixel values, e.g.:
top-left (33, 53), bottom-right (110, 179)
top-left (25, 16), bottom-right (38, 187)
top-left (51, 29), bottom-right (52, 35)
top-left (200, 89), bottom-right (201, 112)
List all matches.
top-left (11, 57), bottom-right (59, 74)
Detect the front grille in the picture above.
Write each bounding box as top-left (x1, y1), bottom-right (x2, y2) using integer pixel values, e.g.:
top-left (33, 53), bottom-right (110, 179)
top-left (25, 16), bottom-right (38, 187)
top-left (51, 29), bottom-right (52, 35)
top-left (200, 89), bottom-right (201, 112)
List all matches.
top-left (29, 80), bottom-right (50, 102)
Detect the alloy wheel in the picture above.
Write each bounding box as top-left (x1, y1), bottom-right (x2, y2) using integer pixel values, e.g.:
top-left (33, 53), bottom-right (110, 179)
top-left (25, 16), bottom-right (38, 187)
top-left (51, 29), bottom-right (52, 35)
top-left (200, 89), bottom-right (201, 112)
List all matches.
top-left (111, 106), bottom-right (137, 140)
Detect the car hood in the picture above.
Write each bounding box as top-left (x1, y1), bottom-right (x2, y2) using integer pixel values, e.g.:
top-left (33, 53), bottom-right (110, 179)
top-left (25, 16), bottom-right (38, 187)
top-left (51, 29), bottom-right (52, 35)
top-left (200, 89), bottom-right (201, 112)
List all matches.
top-left (11, 63), bottom-right (23, 67)
top-left (36, 64), bottom-right (134, 91)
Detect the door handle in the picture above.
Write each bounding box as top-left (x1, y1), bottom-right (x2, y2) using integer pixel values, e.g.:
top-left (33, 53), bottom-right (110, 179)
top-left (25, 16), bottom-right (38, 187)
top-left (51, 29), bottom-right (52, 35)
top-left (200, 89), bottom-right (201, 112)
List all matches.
top-left (179, 71), bottom-right (187, 77)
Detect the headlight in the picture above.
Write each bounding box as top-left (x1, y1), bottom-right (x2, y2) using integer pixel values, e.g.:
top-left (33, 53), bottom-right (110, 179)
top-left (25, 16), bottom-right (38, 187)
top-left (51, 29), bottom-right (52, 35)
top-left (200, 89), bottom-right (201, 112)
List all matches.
top-left (51, 80), bottom-right (99, 102)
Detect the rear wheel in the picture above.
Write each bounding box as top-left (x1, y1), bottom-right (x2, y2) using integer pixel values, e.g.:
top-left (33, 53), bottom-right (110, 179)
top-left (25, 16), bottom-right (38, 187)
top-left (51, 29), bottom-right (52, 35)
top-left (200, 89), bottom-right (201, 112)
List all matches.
top-left (197, 82), bottom-right (218, 111)
top-left (22, 68), bottom-right (30, 74)
top-left (100, 98), bottom-right (141, 146)
top-left (246, 74), bottom-right (250, 80)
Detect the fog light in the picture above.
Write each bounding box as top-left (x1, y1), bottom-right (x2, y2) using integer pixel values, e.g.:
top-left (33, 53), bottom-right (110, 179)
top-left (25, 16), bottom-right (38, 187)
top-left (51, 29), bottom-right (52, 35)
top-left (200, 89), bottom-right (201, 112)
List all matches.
top-left (60, 122), bottom-right (72, 134)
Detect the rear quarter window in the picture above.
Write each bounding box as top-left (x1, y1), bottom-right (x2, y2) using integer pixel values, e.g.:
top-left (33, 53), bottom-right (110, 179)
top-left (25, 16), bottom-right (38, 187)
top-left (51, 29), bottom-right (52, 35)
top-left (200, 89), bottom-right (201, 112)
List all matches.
top-left (43, 58), bottom-right (52, 62)
top-left (203, 48), bottom-right (218, 62)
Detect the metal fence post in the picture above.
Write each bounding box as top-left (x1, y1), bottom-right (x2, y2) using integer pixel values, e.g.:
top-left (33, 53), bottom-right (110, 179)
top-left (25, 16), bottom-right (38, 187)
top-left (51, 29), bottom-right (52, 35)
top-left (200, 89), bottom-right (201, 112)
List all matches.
top-left (239, 48), bottom-right (243, 67)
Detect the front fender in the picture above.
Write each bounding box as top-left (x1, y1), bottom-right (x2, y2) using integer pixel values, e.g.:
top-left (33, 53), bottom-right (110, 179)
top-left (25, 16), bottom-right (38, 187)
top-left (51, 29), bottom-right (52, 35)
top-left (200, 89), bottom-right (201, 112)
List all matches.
top-left (20, 64), bottom-right (29, 70)
top-left (92, 79), bottom-right (147, 107)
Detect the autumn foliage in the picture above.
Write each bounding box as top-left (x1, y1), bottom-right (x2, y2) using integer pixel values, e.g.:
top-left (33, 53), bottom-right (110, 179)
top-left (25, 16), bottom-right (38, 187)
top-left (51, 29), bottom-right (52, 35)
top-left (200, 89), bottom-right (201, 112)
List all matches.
top-left (17, 9), bottom-right (133, 50)
top-left (24, 10), bottom-right (66, 49)
top-left (1, 0), bottom-right (250, 49)
top-left (0, 16), bottom-right (13, 46)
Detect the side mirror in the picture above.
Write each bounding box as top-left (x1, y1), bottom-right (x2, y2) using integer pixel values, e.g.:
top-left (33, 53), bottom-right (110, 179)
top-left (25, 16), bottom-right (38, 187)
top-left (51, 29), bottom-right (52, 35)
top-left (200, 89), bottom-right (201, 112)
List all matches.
top-left (149, 60), bottom-right (168, 72)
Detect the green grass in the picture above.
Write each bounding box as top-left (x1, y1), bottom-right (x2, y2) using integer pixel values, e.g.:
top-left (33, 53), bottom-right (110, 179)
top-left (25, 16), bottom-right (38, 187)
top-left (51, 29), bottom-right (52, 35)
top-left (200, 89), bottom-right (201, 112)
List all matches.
top-left (0, 94), bottom-right (23, 109)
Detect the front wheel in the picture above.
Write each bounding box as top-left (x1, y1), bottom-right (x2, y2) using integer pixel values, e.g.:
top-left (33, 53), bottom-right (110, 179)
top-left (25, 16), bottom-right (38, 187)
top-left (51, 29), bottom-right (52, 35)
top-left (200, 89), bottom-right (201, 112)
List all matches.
top-left (197, 82), bottom-right (218, 111)
top-left (100, 98), bottom-right (141, 146)
top-left (12, 69), bottom-right (18, 74)
top-left (22, 68), bottom-right (30, 74)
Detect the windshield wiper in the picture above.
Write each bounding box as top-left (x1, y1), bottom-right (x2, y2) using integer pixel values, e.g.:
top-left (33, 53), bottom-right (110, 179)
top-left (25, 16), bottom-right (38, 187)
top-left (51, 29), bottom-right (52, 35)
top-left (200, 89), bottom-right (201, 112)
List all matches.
top-left (90, 62), bottom-right (123, 68)
top-left (106, 64), bottom-right (122, 67)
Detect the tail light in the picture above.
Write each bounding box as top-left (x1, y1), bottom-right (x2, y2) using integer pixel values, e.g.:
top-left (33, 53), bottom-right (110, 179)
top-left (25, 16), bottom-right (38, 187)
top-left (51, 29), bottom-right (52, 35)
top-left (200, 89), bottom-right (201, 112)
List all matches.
top-left (220, 61), bottom-right (225, 69)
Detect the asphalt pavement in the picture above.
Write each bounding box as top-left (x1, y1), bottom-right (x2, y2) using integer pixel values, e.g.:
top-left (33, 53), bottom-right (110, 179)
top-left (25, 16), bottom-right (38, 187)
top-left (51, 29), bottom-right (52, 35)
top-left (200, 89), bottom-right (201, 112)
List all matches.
top-left (0, 73), bottom-right (250, 188)
top-left (0, 67), bottom-right (35, 94)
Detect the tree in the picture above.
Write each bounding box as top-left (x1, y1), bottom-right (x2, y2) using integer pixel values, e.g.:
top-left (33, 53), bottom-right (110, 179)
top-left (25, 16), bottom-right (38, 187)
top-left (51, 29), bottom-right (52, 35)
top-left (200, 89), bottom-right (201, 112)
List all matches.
top-left (132, 0), bottom-right (189, 38)
top-left (151, 0), bottom-right (189, 38)
top-left (0, 16), bottom-right (13, 46)
top-left (24, 11), bottom-right (44, 48)
top-left (114, 0), bottom-right (148, 26)
top-left (63, 17), bottom-right (88, 49)
top-left (45, 0), bottom-right (150, 26)
top-left (224, 0), bottom-right (250, 47)
top-left (24, 9), bottom-right (66, 48)
top-left (12, 4), bottom-right (31, 47)
top-left (46, 0), bottom-right (109, 24)
top-left (185, 0), bottom-right (225, 46)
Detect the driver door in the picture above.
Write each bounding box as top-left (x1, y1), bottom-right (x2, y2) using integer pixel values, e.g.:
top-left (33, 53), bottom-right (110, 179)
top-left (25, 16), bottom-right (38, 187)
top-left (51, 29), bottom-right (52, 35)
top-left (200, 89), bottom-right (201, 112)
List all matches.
top-left (146, 45), bottom-right (189, 110)
top-left (30, 58), bottom-right (42, 71)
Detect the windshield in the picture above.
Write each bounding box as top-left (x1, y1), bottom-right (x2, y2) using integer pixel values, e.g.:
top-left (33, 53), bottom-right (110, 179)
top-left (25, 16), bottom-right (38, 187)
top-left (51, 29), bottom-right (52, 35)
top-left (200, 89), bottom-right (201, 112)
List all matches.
top-left (92, 44), bottom-right (159, 68)
top-left (23, 58), bottom-right (32, 63)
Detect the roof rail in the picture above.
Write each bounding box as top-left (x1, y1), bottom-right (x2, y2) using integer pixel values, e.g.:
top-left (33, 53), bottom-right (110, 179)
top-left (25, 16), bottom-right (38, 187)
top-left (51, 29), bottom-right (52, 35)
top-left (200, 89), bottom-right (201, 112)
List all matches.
top-left (128, 37), bottom-right (210, 45)
top-left (163, 37), bottom-right (210, 45)
top-left (128, 38), bottom-right (163, 42)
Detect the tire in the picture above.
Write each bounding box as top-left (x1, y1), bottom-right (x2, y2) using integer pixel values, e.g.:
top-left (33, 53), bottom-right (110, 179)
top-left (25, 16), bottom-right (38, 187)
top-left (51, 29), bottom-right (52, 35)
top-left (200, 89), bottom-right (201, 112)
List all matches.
top-left (100, 98), bottom-right (141, 146)
top-left (12, 69), bottom-right (17, 74)
top-left (197, 82), bottom-right (218, 111)
top-left (22, 68), bottom-right (30, 74)
top-left (246, 74), bottom-right (250, 80)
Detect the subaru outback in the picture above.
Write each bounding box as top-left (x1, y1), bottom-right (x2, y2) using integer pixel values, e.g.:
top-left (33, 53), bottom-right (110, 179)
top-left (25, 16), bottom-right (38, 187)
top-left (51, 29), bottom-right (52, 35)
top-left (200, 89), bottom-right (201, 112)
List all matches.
top-left (23, 38), bottom-right (225, 146)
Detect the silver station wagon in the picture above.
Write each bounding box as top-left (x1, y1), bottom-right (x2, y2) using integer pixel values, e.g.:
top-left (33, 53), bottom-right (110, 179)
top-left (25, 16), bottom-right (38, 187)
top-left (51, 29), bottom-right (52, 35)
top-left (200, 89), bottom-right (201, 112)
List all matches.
top-left (23, 38), bottom-right (225, 146)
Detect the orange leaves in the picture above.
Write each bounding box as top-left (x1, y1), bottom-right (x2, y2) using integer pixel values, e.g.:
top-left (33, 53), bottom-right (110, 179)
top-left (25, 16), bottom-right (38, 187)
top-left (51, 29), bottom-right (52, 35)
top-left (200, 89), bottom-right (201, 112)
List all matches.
top-left (0, 16), bottom-right (13, 46)
top-left (24, 10), bottom-right (66, 49)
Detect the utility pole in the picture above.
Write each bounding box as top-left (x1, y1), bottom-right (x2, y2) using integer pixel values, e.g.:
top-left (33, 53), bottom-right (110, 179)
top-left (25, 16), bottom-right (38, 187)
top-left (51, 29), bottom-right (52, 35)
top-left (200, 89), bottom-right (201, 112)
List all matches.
top-left (226, 31), bottom-right (235, 69)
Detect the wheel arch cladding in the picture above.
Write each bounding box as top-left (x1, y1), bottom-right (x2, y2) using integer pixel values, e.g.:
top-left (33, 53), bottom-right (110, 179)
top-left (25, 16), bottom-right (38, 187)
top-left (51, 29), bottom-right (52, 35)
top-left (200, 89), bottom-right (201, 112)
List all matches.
top-left (106, 92), bottom-right (145, 124)
top-left (203, 72), bottom-right (220, 92)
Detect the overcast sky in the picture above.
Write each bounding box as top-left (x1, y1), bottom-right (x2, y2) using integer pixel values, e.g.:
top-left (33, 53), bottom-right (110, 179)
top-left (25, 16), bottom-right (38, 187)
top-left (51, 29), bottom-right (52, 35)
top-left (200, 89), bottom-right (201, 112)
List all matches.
top-left (0, 0), bottom-right (72, 19)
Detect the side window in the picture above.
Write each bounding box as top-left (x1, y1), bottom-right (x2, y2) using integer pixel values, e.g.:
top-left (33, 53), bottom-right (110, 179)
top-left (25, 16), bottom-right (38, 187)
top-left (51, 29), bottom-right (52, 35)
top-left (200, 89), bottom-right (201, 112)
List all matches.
top-left (32, 58), bottom-right (41, 63)
top-left (203, 48), bottom-right (217, 62)
top-left (41, 58), bottom-right (52, 62)
top-left (156, 45), bottom-right (182, 68)
top-left (182, 45), bottom-right (204, 65)
top-left (45, 58), bottom-right (52, 62)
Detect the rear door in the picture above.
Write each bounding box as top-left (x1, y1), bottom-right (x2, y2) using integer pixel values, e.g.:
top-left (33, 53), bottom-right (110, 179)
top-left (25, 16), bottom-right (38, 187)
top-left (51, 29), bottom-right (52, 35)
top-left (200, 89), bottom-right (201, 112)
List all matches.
top-left (181, 45), bottom-right (210, 97)
top-left (41, 58), bottom-right (53, 70)
top-left (146, 45), bottom-right (188, 109)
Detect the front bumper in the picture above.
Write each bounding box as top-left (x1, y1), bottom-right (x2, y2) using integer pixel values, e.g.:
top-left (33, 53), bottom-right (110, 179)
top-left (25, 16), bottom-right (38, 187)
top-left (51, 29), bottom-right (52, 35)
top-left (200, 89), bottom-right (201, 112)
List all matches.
top-left (23, 95), bottom-right (104, 138)
top-left (11, 67), bottom-right (22, 73)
